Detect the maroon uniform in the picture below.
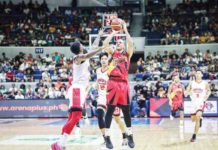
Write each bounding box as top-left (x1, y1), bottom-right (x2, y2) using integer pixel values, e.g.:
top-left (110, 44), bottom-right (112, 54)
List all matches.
top-left (107, 51), bottom-right (130, 106)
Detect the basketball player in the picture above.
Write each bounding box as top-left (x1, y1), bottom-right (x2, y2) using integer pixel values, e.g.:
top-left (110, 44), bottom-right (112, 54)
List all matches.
top-left (102, 20), bottom-right (135, 149)
top-left (185, 70), bottom-right (211, 142)
top-left (167, 73), bottom-right (185, 127)
top-left (51, 40), bottom-right (106, 150)
top-left (96, 52), bottom-right (128, 149)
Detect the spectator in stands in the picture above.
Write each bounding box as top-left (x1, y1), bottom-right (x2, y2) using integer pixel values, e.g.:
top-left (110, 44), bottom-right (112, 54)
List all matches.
top-left (44, 54), bottom-right (52, 65)
top-left (0, 85), bottom-right (7, 95)
top-left (15, 70), bottom-right (25, 82)
top-left (0, 70), bottom-right (6, 82)
top-left (8, 83), bottom-right (17, 93)
top-left (25, 85), bottom-right (34, 99)
top-left (15, 90), bottom-right (25, 99)
top-left (42, 69), bottom-right (51, 82)
top-left (25, 67), bottom-right (34, 82)
top-left (136, 57), bottom-right (145, 72)
top-left (146, 52), bottom-right (154, 61)
top-left (136, 90), bottom-right (146, 117)
top-left (48, 84), bottom-right (56, 99)
top-left (162, 50), bottom-right (169, 60)
top-left (204, 49), bottom-right (212, 62)
top-left (55, 79), bottom-right (63, 91)
top-left (134, 81), bottom-right (143, 94)
top-left (210, 83), bottom-right (218, 97)
top-left (6, 69), bottom-right (14, 82)
top-left (194, 49), bottom-right (203, 63)
top-left (154, 51), bottom-right (163, 62)
top-left (181, 48), bottom-right (191, 59)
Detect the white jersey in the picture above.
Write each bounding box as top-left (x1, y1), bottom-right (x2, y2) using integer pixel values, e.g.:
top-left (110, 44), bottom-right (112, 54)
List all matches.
top-left (72, 59), bottom-right (90, 87)
top-left (67, 58), bottom-right (90, 108)
top-left (96, 67), bottom-right (108, 107)
top-left (190, 80), bottom-right (207, 101)
top-left (190, 80), bottom-right (207, 114)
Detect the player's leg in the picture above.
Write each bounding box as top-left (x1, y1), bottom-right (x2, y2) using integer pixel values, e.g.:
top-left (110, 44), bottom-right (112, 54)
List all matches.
top-left (170, 109), bottom-right (176, 120)
top-left (120, 104), bottom-right (135, 148)
top-left (74, 121), bottom-right (81, 138)
top-left (113, 107), bottom-right (127, 144)
top-left (97, 107), bottom-right (106, 141)
top-left (179, 110), bottom-right (184, 126)
top-left (104, 80), bottom-right (118, 149)
top-left (105, 104), bottom-right (116, 149)
top-left (114, 114), bottom-right (128, 149)
top-left (179, 106), bottom-right (184, 127)
top-left (190, 111), bottom-right (202, 142)
top-left (119, 83), bottom-right (135, 148)
top-left (51, 109), bottom-right (82, 150)
top-left (51, 86), bottom-right (84, 150)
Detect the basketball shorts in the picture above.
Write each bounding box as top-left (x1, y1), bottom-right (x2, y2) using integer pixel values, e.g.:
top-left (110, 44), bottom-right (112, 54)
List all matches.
top-left (190, 98), bottom-right (206, 115)
top-left (67, 83), bottom-right (87, 109)
top-left (107, 79), bottom-right (130, 106)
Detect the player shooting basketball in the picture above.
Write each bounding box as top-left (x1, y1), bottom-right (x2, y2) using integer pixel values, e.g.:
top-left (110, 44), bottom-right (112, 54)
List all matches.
top-left (102, 19), bottom-right (135, 149)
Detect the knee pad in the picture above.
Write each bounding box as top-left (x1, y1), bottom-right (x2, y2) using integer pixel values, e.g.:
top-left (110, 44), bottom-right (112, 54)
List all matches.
top-left (97, 108), bottom-right (105, 129)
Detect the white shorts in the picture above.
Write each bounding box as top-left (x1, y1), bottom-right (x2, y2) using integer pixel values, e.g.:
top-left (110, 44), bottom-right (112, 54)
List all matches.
top-left (67, 83), bottom-right (87, 108)
top-left (97, 94), bottom-right (107, 109)
top-left (190, 98), bottom-right (206, 115)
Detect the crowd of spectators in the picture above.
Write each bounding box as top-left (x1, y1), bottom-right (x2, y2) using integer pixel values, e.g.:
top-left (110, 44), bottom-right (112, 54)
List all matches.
top-left (135, 48), bottom-right (218, 81)
top-left (143, 0), bottom-right (218, 45)
top-left (0, 0), bottom-right (132, 47)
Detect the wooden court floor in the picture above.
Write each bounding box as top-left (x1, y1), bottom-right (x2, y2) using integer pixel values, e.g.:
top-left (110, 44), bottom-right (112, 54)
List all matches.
top-left (0, 117), bottom-right (217, 150)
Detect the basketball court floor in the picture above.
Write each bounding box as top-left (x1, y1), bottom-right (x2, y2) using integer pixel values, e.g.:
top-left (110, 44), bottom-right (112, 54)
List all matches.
top-left (0, 117), bottom-right (217, 150)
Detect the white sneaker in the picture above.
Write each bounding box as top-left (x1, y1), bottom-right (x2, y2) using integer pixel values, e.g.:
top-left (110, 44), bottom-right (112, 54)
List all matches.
top-left (170, 115), bottom-right (174, 120)
top-left (74, 127), bottom-right (81, 139)
top-left (121, 139), bottom-right (128, 150)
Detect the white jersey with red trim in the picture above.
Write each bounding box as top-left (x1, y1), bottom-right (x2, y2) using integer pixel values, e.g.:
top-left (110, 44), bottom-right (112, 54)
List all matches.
top-left (190, 80), bottom-right (207, 101)
top-left (67, 59), bottom-right (90, 108)
top-left (72, 59), bottom-right (90, 87)
top-left (190, 80), bottom-right (207, 114)
top-left (96, 67), bottom-right (108, 107)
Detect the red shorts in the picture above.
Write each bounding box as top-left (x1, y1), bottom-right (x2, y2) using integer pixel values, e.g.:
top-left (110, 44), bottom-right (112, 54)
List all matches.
top-left (172, 97), bottom-right (183, 111)
top-left (107, 79), bottom-right (130, 106)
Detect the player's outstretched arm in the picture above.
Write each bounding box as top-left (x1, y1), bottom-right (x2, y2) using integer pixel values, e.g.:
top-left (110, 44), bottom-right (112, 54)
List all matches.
top-left (76, 46), bottom-right (106, 63)
top-left (122, 20), bottom-right (134, 60)
top-left (92, 29), bottom-right (104, 49)
top-left (102, 30), bottom-right (118, 55)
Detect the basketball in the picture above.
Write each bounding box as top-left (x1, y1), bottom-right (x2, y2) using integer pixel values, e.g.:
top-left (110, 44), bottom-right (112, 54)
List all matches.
top-left (111, 18), bottom-right (122, 31)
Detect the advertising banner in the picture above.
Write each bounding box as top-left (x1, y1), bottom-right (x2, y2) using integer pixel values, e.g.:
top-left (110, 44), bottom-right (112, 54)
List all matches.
top-left (150, 98), bottom-right (218, 117)
top-left (0, 100), bottom-right (69, 118)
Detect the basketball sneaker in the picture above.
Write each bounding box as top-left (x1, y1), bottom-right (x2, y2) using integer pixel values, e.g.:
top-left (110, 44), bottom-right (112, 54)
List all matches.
top-left (121, 138), bottom-right (128, 150)
top-left (74, 126), bottom-right (81, 139)
top-left (51, 142), bottom-right (65, 150)
top-left (127, 134), bottom-right (135, 148)
top-left (190, 134), bottom-right (196, 142)
top-left (170, 115), bottom-right (174, 120)
top-left (104, 136), bottom-right (113, 149)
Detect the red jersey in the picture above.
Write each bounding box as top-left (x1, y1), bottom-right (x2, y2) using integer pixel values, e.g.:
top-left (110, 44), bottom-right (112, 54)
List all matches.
top-left (171, 82), bottom-right (184, 102)
top-left (109, 51), bottom-right (130, 81)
